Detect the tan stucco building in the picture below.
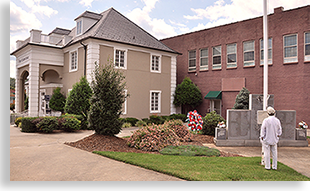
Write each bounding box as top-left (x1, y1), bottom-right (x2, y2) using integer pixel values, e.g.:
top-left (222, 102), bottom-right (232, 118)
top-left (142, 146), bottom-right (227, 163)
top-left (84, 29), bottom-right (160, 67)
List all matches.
top-left (11, 8), bottom-right (179, 119)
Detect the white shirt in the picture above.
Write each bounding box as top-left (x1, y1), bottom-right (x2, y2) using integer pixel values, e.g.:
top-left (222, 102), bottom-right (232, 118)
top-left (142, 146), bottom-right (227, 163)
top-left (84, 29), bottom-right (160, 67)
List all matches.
top-left (260, 116), bottom-right (282, 145)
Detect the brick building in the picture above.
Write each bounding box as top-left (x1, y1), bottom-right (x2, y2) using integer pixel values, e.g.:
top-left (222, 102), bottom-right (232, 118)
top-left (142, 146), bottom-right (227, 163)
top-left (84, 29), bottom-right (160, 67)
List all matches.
top-left (161, 5), bottom-right (310, 125)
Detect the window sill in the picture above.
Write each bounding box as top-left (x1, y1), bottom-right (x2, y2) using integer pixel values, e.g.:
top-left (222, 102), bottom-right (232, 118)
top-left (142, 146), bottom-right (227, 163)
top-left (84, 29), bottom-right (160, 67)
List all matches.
top-left (283, 62), bottom-right (298, 65)
top-left (212, 68), bottom-right (222, 71)
top-left (226, 66), bottom-right (237, 70)
top-left (243, 65), bottom-right (255, 68)
top-left (199, 69), bottom-right (209, 72)
top-left (69, 69), bottom-right (78, 73)
top-left (188, 70), bottom-right (196, 73)
top-left (304, 61), bottom-right (310, 64)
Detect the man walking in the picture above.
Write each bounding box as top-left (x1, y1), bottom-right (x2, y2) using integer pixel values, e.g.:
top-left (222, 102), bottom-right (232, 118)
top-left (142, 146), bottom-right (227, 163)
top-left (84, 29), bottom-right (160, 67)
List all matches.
top-left (260, 106), bottom-right (282, 170)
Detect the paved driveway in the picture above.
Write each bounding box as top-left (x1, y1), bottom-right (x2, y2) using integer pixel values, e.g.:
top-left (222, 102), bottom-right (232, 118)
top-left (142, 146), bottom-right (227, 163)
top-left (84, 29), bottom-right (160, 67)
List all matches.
top-left (10, 125), bottom-right (182, 181)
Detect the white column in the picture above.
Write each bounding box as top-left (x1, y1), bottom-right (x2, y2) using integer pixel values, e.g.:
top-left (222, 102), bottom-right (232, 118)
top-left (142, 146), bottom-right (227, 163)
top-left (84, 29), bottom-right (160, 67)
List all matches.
top-left (263, 0), bottom-right (268, 111)
top-left (170, 55), bottom-right (177, 114)
top-left (15, 72), bottom-right (21, 113)
top-left (86, 42), bottom-right (100, 83)
top-left (28, 62), bottom-right (40, 117)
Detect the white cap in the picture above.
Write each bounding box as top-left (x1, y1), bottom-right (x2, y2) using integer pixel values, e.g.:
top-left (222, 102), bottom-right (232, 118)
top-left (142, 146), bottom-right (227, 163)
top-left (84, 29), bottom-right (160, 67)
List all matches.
top-left (267, 106), bottom-right (275, 115)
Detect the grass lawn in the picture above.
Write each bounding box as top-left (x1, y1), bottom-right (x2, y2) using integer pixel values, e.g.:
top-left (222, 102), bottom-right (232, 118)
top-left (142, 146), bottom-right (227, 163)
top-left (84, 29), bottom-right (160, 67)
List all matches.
top-left (93, 151), bottom-right (310, 181)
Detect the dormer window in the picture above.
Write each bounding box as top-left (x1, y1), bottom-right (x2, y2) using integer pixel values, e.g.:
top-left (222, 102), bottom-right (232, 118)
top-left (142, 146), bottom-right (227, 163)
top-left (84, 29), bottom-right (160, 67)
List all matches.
top-left (77, 20), bottom-right (82, 35)
top-left (74, 11), bottom-right (102, 36)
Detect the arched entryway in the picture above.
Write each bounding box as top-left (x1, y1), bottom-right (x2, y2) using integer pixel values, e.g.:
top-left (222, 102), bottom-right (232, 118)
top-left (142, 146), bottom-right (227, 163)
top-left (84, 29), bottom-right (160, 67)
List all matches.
top-left (19, 70), bottom-right (29, 112)
top-left (39, 69), bottom-right (63, 116)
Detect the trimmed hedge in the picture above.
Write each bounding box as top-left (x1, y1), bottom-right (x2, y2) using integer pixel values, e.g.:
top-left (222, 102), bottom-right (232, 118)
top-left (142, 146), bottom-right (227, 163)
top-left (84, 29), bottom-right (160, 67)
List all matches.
top-left (19, 115), bottom-right (81, 133)
top-left (202, 111), bottom-right (226, 136)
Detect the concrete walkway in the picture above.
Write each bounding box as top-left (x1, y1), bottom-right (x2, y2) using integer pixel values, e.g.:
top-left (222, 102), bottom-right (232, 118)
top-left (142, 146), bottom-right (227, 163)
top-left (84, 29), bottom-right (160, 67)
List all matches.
top-left (10, 125), bottom-right (182, 181)
top-left (203, 143), bottom-right (310, 178)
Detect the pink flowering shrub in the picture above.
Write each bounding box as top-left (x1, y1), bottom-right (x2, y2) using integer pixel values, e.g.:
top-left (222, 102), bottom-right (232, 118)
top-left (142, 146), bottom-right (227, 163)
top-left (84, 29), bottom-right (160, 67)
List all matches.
top-left (127, 123), bottom-right (181, 152)
top-left (127, 120), bottom-right (193, 152)
top-left (164, 120), bottom-right (193, 142)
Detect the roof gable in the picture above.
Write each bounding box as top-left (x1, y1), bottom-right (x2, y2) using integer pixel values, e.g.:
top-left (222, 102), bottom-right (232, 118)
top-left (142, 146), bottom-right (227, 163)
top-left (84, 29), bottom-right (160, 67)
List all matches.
top-left (67, 8), bottom-right (178, 54)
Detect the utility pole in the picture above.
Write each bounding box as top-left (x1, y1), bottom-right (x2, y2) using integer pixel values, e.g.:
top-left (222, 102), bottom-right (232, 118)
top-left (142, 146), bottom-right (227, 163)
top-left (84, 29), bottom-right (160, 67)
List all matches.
top-left (263, 0), bottom-right (268, 111)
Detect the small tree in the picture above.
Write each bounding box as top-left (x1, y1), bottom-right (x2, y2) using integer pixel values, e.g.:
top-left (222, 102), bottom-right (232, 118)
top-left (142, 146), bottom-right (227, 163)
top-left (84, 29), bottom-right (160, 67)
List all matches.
top-left (173, 77), bottom-right (202, 114)
top-left (49, 87), bottom-right (66, 113)
top-left (88, 62), bottom-right (127, 136)
top-left (233, 87), bottom-right (250, 109)
top-left (64, 77), bottom-right (93, 129)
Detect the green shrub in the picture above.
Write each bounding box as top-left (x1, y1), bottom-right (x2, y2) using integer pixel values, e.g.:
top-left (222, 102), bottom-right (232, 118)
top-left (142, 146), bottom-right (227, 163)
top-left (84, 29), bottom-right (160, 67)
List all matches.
top-left (127, 124), bottom-right (180, 152)
top-left (149, 115), bottom-right (165, 125)
top-left (36, 117), bottom-right (58, 133)
top-left (64, 76), bottom-right (93, 130)
top-left (169, 114), bottom-right (187, 122)
top-left (10, 103), bottom-right (15, 111)
top-left (15, 117), bottom-right (23, 127)
top-left (159, 145), bottom-right (220, 157)
top-left (124, 117), bottom-right (139, 127)
top-left (59, 116), bottom-right (81, 132)
top-left (21, 117), bottom-right (38, 133)
top-left (122, 122), bottom-right (132, 128)
top-left (135, 120), bottom-right (147, 127)
top-left (49, 87), bottom-right (66, 113)
top-left (202, 111), bottom-right (226, 136)
top-left (18, 115), bottom-right (82, 133)
top-left (233, 87), bottom-right (250, 109)
top-left (173, 77), bottom-right (202, 114)
top-left (88, 62), bottom-right (127, 136)
top-left (161, 115), bottom-right (171, 122)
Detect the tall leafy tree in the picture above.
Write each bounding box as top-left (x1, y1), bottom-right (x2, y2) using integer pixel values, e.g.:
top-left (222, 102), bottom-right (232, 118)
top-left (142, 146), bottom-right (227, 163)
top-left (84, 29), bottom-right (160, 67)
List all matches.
top-left (173, 77), bottom-right (202, 114)
top-left (64, 77), bottom-right (93, 129)
top-left (88, 62), bottom-right (127, 136)
top-left (49, 87), bottom-right (66, 113)
top-left (10, 77), bottom-right (16, 90)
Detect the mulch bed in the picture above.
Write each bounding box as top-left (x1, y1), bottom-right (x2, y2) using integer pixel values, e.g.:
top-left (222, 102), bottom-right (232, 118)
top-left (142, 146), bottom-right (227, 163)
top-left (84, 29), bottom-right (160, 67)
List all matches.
top-left (65, 133), bottom-right (242, 157)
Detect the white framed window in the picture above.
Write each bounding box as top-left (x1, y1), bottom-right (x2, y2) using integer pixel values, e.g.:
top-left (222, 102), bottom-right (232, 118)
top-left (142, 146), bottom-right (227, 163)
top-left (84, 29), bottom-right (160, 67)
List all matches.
top-left (150, 90), bottom-right (161, 113)
top-left (305, 32), bottom-right (310, 61)
top-left (188, 50), bottom-right (196, 71)
top-left (151, 54), bottom-right (161, 73)
top-left (284, 34), bottom-right (298, 63)
top-left (76, 20), bottom-right (82, 35)
top-left (114, 49), bottom-right (127, 69)
top-left (260, 38), bottom-right (273, 65)
top-left (200, 48), bottom-right (208, 70)
top-left (243, 40), bottom-right (255, 66)
top-left (227, 43), bottom-right (237, 68)
top-left (212, 46), bottom-right (221, 69)
top-left (70, 51), bottom-right (78, 72)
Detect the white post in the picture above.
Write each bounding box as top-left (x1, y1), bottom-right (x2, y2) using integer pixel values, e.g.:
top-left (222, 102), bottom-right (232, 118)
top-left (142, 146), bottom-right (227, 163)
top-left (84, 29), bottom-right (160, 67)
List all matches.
top-left (262, 0), bottom-right (268, 166)
top-left (263, 0), bottom-right (268, 111)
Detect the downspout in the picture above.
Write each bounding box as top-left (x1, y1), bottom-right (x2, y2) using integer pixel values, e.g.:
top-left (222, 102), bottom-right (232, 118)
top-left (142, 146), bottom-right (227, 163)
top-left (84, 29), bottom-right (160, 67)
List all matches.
top-left (80, 41), bottom-right (87, 77)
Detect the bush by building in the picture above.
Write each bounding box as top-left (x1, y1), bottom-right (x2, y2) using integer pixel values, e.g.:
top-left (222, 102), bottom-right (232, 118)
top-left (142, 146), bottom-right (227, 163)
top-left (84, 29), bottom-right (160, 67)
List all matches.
top-left (233, 87), bottom-right (250, 109)
top-left (49, 87), bottom-right (66, 113)
top-left (18, 115), bottom-right (81, 133)
top-left (202, 111), bottom-right (226, 136)
top-left (88, 62), bottom-right (128, 136)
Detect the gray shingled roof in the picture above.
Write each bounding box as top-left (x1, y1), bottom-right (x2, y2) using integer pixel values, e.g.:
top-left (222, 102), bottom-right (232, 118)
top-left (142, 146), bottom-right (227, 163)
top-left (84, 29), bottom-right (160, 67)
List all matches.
top-left (74, 11), bottom-right (102, 21)
top-left (67, 8), bottom-right (178, 54)
top-left (49, 27), bottom-right (71, 35)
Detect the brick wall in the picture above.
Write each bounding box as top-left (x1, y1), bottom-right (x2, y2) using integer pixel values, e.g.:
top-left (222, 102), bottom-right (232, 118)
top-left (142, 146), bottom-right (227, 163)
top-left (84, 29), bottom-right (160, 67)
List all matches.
top-left (162, 6), bottom-right (310, 125)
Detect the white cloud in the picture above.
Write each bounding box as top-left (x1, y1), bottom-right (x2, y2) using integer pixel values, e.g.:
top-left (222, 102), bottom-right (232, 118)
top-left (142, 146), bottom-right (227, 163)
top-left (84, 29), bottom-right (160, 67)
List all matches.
top-left (79, 0), bottom-right (94, 7)
top-left (10, 2), bottom-right (42, 34)
top-left (21, 0), bottom-right (58, 17)
top-left (184, 0), bottom-right (310, 31)
top-left (126, 0), bottom-right (177, 39)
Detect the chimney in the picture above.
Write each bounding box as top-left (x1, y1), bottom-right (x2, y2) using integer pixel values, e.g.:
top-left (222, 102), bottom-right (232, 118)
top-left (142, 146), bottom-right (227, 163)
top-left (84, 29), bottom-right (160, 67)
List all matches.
top-left (30, 29), bottom-right (42, 43)
top-left (274, 6), bottom-right (284, 14)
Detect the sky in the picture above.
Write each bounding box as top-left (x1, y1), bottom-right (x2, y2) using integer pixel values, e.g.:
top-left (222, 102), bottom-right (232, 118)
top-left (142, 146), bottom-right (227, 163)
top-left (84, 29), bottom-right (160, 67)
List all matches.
top-left (9, 0), bottom-right (310, 78)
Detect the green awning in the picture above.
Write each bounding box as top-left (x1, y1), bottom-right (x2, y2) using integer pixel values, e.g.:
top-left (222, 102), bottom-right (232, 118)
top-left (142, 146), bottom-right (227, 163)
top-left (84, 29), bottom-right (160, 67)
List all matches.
top-left (204, 91), bottom-right (222, 99)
